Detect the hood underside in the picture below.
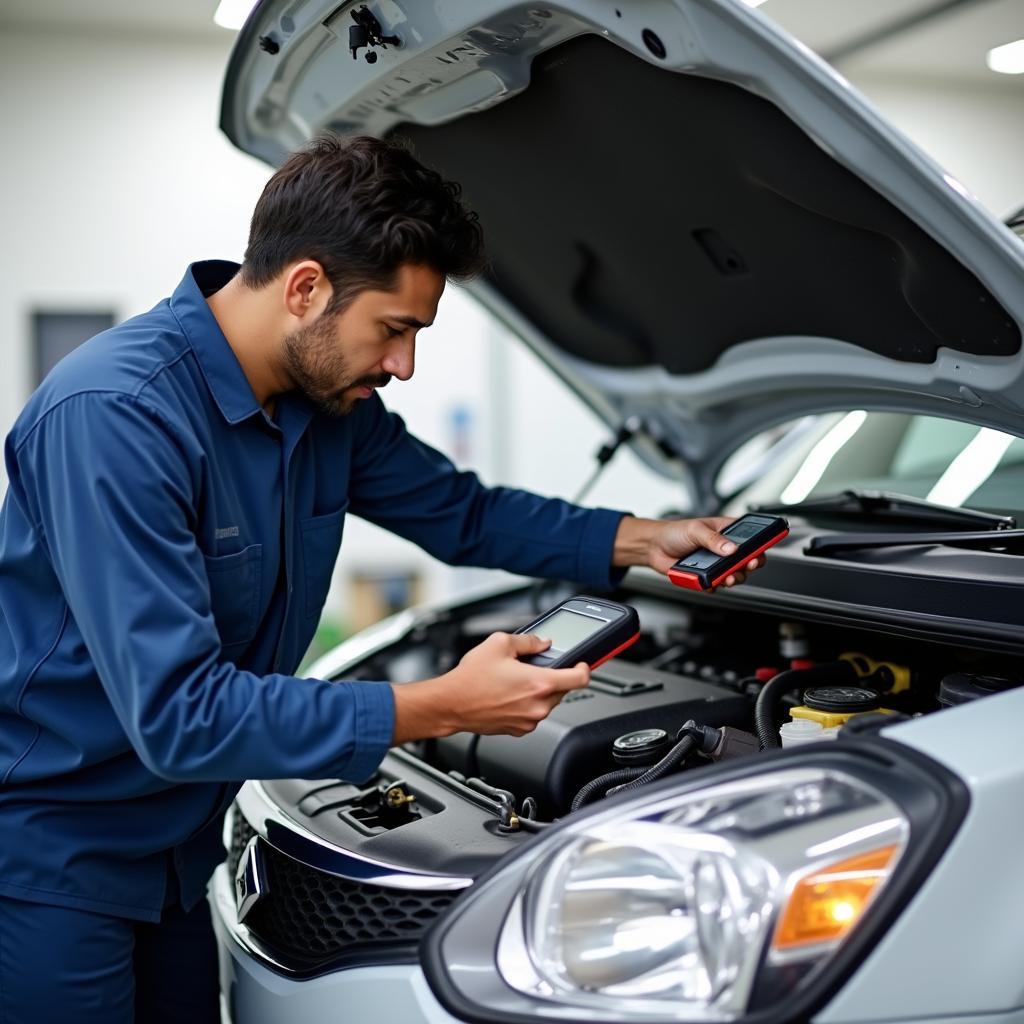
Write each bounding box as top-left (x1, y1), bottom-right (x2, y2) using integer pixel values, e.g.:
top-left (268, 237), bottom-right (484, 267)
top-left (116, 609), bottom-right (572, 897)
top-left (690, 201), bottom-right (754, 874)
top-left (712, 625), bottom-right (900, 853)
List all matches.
top-left (221, 0), bottom-right (1024, 502)
top-left (402, 33), bottom-right (1017, 372)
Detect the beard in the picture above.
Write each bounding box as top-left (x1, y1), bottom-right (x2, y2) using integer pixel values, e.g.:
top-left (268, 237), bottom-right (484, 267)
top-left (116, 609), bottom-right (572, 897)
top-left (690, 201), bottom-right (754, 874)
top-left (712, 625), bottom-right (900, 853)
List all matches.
top-left (282, 313), bottom-right (390, 417)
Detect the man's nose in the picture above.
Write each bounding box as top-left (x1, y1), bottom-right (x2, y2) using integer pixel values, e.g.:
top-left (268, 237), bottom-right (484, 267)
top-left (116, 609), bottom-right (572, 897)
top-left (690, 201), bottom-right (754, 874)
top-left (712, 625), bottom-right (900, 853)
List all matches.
top-left (382, 337), bottom-right (415, 381)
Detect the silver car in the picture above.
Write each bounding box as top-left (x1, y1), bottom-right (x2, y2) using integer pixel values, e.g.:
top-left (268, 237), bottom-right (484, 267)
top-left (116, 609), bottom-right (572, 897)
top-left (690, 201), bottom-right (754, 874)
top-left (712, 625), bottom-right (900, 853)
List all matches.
top-left (212, 1), bottom-right (1024, 1022)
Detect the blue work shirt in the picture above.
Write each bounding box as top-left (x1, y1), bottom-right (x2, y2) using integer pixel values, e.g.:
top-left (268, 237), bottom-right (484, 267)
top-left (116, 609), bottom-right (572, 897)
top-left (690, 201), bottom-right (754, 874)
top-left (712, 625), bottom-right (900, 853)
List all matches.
top-left (0, 261), bottom-right (627, 921)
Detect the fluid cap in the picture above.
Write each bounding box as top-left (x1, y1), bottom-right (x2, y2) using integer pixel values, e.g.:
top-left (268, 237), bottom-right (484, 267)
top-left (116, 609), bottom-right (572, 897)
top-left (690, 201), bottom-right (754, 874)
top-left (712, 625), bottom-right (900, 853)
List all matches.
top-left (612, 728), bottom-right (671, 766)
top-left (803, 686), bottom-right (880, 714)
top-left (939, 672), bottom-right (1020, 707)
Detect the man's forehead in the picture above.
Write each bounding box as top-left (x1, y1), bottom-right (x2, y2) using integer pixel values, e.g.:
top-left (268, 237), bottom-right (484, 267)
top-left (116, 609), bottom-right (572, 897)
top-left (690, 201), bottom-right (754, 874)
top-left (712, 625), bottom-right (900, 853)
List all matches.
top-left (378, 263), bottom-right (444, 322)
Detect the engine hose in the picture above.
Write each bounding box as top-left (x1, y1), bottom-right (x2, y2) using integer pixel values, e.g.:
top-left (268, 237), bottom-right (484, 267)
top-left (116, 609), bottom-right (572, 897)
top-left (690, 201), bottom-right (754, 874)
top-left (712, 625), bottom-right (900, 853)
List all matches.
top-left (605, 734), bottom-right (698, 799)
top-left (571, 767), bottom-right (647, 812)
top-left (517, 816), bottom-right (554, 832)
top-left (755, 662), bottom-right (859, 750)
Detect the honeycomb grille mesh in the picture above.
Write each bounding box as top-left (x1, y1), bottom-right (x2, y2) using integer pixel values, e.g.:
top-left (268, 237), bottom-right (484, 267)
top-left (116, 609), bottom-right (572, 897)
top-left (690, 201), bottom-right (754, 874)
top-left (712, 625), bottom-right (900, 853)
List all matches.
top-left (227, 802), bottom-right (458, 967)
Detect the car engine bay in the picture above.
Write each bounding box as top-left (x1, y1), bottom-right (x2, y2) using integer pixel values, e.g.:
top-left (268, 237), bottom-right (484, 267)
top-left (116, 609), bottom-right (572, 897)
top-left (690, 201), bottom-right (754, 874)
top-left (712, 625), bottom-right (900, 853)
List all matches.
top-left (225, 573), bottom-right (1022, 973)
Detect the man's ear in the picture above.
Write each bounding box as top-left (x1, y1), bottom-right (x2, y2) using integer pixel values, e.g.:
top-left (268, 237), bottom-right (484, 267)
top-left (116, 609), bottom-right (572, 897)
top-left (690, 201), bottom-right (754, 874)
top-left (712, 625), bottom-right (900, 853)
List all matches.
top-left (282, 261), bottom-right (333, 320)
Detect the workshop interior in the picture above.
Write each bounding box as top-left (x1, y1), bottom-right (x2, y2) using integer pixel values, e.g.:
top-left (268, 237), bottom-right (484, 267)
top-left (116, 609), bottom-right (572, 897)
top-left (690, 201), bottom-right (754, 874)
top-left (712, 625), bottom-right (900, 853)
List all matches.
top-left (2, 1), bottom-right (1024, 1023)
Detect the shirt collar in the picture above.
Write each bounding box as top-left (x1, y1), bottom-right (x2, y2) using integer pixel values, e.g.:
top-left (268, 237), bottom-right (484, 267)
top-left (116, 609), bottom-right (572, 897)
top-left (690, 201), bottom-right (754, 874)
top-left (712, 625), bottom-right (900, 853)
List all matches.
top-left (169, 260), bottom-right (263, 425)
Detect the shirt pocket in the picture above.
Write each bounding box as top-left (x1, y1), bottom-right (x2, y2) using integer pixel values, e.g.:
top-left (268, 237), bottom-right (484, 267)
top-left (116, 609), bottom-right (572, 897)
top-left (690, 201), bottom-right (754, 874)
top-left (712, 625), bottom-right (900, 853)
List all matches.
top-left (202, 544), bottom-right (263, 648)
top-left (300, 500), bottom-right (349, 619)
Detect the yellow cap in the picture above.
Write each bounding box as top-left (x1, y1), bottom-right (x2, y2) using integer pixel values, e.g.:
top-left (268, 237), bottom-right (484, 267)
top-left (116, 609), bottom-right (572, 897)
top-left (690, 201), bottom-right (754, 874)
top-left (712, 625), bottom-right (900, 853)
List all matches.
top-left (790, 705), bottom-right (895, 729)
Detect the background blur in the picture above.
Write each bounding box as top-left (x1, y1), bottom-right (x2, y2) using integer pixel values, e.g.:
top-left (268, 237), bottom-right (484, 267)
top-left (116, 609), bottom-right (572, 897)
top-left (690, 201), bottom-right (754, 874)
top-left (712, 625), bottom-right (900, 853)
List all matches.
top-left (1, 0), bottom-right (1022, 654)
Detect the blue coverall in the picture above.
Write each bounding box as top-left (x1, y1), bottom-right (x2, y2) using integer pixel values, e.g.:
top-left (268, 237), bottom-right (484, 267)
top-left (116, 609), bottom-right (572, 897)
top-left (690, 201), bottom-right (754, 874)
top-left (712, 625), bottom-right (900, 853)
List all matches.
top-left (0, 261), bottom-right (627, 1021)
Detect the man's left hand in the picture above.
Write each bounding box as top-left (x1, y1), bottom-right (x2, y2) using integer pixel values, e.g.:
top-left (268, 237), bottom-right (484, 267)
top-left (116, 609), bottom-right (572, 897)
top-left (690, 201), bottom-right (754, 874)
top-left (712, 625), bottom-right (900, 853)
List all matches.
top-left (612, 515), bottom-right (765, 588)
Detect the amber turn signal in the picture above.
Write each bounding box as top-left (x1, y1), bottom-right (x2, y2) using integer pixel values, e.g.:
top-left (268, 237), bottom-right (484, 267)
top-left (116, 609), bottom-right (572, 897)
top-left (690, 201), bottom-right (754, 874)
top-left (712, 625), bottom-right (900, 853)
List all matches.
top-left (773, 845), bottom-right (900, 951)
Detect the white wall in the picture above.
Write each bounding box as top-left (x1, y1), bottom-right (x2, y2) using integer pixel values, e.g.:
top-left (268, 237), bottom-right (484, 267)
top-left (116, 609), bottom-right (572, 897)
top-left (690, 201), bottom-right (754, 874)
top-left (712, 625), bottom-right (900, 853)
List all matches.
top-left (0, 28), bottom-right (270, 438)
top-left (849, 73), bottom-right (1024, 220)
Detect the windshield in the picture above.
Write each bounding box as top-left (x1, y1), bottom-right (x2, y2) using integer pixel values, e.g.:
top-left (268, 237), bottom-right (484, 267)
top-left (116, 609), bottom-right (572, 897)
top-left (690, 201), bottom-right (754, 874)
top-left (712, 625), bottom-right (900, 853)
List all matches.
top-left (721, 412), bottom-right (1024, 520)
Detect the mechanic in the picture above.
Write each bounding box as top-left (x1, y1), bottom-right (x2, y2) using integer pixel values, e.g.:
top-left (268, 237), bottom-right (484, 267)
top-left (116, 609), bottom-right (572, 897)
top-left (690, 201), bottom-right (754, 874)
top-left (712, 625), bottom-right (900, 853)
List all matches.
top-left (0, 135), bottom-right (763, 1023)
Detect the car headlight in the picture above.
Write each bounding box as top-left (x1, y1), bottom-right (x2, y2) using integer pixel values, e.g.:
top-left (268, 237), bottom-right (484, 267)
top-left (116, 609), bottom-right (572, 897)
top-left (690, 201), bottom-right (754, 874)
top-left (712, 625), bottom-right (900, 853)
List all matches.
top-left (423, 743), bottom-right (966, 1024)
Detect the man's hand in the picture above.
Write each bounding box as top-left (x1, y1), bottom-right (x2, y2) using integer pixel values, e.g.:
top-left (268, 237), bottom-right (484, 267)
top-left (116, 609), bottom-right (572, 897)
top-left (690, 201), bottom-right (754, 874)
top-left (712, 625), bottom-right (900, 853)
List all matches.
top-left (390, 632), bottom-right (590, 745)
top-left (613, 515), bottom-right (765, 587)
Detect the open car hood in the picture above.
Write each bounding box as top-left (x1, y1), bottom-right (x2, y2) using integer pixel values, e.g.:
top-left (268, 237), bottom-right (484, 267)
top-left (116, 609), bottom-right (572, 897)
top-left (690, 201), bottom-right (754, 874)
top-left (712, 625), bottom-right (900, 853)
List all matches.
top-left (221, 0), bottom-right (1024, 508)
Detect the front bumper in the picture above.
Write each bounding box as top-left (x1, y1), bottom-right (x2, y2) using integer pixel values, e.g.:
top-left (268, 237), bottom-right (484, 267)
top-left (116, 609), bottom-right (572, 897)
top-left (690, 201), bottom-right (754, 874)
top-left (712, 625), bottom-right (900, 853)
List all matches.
top-left (209, 863), bottom-right (460, 1024)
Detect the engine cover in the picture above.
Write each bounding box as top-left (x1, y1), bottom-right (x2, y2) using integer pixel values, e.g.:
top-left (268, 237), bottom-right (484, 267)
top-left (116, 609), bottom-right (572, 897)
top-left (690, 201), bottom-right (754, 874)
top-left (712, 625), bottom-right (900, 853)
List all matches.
top-left (430, 659), bottom-right (750, 814)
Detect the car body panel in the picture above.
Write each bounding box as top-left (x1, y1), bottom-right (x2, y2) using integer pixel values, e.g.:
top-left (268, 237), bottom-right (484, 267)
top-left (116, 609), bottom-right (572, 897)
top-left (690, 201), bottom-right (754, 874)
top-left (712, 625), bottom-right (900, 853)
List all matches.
top-left (815, 692), bottom-right (1024, 1021)
top-left (213, 4), bottom-right (1024, 1022)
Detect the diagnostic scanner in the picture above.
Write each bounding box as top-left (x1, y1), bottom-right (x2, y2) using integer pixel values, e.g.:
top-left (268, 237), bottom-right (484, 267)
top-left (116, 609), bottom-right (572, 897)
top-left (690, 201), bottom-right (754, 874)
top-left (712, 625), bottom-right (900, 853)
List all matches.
top-left (667, 514), bottom-right (789, 591)
top-left (516, 596), bottom-right (640, 670)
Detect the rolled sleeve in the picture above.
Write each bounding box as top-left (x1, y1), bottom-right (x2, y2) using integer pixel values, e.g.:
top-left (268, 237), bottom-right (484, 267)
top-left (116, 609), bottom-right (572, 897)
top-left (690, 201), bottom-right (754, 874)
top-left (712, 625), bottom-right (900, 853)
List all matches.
top-left (327, 679), bottom-right (395, 783)
top-left (576, 507), bottom-right (630, 588)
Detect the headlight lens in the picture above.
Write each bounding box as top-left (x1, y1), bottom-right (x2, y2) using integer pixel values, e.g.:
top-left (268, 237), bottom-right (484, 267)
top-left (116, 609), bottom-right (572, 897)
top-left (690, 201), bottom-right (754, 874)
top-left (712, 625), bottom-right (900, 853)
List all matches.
top-left (496, 768), bottom-right (905, 1020)
top-left (524, 825), bottom-right (776, 1008)
top-left (424, 749), bottom-right (965, 1024)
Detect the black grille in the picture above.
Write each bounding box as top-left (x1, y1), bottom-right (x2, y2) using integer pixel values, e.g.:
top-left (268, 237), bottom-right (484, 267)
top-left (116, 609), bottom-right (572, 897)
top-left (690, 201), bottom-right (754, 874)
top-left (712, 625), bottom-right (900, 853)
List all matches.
top-left (226, 803), bottom-right (458, 969)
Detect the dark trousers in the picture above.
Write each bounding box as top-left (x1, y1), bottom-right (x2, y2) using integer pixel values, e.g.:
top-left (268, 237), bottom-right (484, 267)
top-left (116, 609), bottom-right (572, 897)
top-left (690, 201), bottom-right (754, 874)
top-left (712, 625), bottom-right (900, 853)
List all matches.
top-left (0, 891), bottom-right (220, 1024)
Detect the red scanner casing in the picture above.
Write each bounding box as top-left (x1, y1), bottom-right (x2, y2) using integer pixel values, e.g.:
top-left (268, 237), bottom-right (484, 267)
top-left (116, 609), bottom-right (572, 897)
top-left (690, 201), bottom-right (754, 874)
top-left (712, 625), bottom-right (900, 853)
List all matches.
top-left (668, 515), bottom-right (789, 591)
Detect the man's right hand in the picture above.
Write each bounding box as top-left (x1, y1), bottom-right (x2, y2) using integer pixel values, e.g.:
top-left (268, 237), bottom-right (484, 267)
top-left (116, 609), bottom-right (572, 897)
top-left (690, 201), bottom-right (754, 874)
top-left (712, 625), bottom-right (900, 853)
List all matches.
top-left (389, 631), bottom-right (590, 745)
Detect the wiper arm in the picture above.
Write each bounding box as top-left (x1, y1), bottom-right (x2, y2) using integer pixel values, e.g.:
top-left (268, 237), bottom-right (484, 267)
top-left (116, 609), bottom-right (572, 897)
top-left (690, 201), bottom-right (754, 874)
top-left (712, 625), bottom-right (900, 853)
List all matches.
top-left (806, 529), bottom-right (1024, 557)
top-left (754, 489), bottom-right (1016, 531)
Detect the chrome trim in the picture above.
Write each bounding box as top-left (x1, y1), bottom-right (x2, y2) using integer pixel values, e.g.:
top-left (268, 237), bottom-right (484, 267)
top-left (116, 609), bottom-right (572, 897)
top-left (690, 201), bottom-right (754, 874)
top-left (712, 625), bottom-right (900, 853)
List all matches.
top-left (304, 607), bottom-right (419, 682)
top-left (235, 780), bottom-right (474, 892)
top-left (212, 863), bottom-right (296, 975)
top-left (234, 834), bottom-right (267, 924)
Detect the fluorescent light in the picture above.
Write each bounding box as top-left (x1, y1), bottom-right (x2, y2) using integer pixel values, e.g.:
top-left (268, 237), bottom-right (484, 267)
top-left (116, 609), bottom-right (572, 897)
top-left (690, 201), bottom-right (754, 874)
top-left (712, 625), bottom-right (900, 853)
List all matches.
top-left (780, 411), bottom-right (867, 505)
top-left (214, 0), bottom-right (258, 31)
top-left (986, 38), bottom-right (1024, 75)
top-left (742, 0), bottom-right (770, 6)
top-left (926, 427), bottom-right (1015, 506)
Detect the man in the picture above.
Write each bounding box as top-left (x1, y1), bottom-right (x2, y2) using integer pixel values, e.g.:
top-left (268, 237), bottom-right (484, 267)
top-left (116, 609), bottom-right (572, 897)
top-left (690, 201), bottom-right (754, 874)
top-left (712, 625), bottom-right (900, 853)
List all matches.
top-left (0, 135), bottom-right (762, 1022)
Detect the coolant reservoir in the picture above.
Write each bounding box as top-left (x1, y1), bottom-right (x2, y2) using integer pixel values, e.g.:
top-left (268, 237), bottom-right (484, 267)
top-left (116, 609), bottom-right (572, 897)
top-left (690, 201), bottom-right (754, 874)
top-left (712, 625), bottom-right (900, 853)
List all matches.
top-left (779, 718), bottom-right (839, 747)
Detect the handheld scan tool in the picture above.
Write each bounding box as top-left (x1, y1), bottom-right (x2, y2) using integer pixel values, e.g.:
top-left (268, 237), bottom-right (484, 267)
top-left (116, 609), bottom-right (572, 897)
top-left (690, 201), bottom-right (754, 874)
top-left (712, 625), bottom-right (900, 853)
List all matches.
top-left (667, 514), bottom-right (789, 591)
top-left (516, 596), bottom-right (640, 670)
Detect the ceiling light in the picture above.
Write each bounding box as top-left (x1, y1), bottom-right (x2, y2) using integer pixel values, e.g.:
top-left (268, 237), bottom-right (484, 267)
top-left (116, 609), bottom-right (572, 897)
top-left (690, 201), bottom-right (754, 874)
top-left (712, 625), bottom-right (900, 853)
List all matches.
top-left (986, 39), bottom-right (1024, 75)
top-left (927, 427), bottom-right (1015, 507)
top-left (780, 411), bottom-right (867, 505)
top-left (214, 0), bottom-right (258, 31)
top-left (743, 0), bottom-right (770, 6)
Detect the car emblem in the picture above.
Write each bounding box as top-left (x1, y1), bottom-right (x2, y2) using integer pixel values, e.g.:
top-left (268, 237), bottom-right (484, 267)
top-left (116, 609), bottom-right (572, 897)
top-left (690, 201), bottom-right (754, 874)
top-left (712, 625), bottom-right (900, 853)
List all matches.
top-left (235, 834), bottom-right (268, 925)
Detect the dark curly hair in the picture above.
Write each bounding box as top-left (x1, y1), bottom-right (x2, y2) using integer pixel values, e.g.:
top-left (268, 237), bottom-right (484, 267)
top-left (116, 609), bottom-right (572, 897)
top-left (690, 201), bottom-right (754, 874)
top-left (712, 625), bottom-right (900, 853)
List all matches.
top-left (240, 134), bottom-right (485, 310)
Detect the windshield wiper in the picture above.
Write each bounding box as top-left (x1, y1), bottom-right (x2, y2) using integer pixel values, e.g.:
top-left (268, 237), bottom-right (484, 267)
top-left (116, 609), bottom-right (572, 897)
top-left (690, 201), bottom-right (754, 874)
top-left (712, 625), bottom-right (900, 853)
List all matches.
top-left (753, 489), bottom-right (1016, 532)
top-left (806, 529), bottom-right (1024, 557)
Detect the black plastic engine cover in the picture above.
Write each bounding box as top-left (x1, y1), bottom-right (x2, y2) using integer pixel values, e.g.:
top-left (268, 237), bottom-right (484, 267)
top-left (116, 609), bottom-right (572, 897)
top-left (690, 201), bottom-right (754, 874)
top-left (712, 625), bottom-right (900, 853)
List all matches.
top-left (260, 749), bottom-right (530, 879)
top-left (431, 660), bottom-right (750, 814)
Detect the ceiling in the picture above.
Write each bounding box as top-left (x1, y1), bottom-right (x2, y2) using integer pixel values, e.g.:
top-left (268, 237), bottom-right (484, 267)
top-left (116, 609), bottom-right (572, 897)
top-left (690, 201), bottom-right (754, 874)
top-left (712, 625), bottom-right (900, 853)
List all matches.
top-left (0, 0), bottom-right (1022, 84)
top-left (763, 0), bottom-right (1024, 84)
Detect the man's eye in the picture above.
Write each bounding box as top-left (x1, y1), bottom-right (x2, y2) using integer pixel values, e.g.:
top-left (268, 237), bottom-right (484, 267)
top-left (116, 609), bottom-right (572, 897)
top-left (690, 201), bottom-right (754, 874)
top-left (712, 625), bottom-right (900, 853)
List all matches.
top-left (384, 324), bottom-right (403, 338)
